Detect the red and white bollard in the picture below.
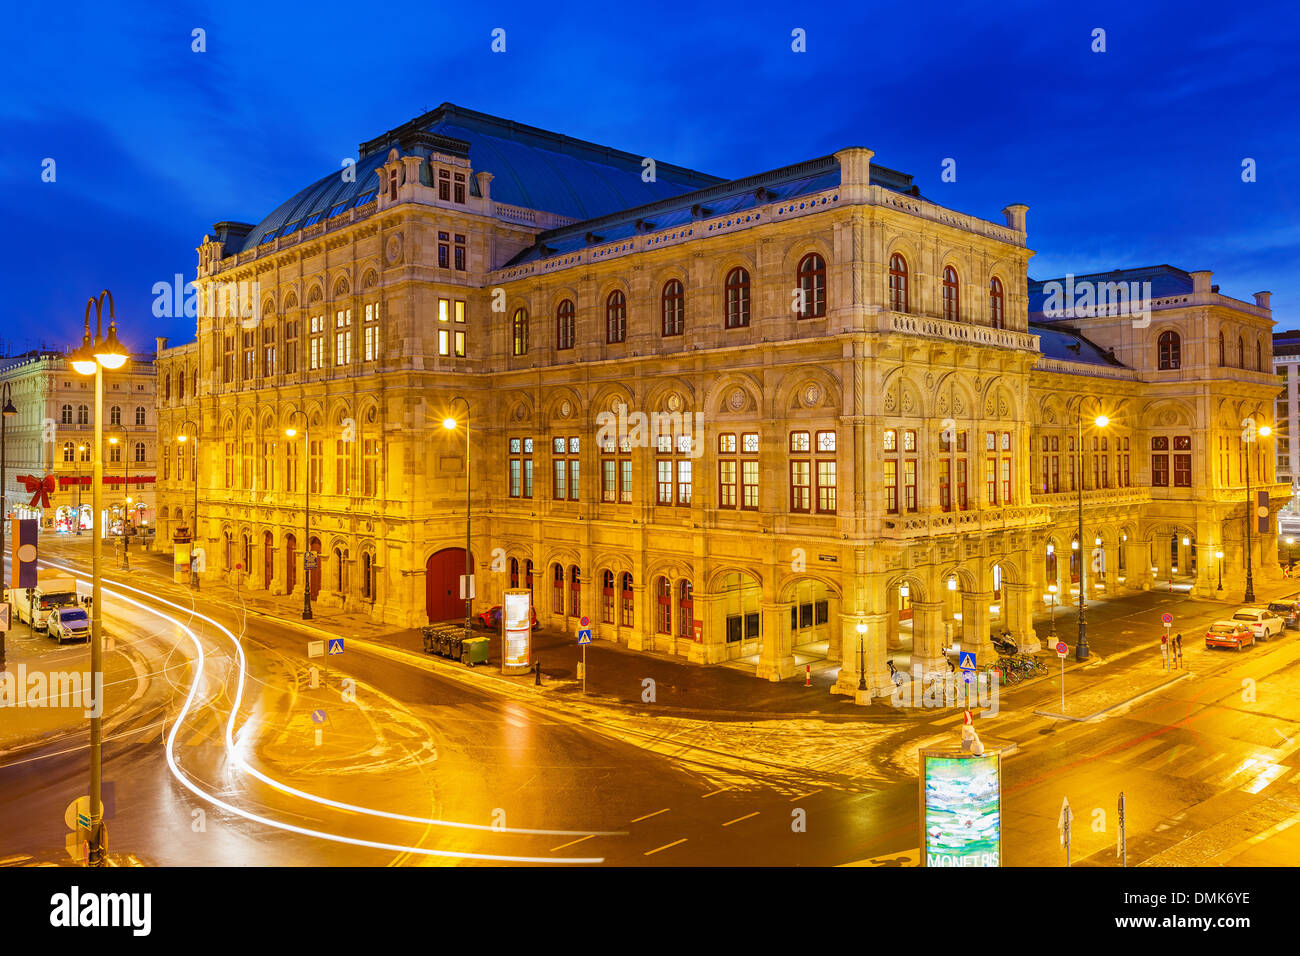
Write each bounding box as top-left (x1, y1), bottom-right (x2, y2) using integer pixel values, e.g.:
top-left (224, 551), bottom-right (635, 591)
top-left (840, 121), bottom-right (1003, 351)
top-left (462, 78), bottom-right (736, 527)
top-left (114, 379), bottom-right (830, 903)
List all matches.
top-left (805, 664), bottom-right (812, 687)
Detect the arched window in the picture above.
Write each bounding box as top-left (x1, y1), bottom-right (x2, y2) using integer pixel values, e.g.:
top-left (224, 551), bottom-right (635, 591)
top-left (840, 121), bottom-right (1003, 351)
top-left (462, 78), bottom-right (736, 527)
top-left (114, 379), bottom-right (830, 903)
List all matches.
top-left (110, 405), bottom-right (121, 426)
top-left (80, 443), bottom-right (90, 462)
top-left (334, 546), bottom-right (346, 592)
top-left (163, 374), bottom-right (171, 403)
top-left (77, 404), bottom-right (89, 425)
top-left (109, 442), bottom-right (121, 464)
top-left (606, 291), bottom-right (627, 344)
top-left (361, 551), bottom-right (375, 601)
top-left (61, 404), bottom-right (72, 425)
top-left (1257, 338), bottom-right (1264, 371)
top-left (601, 569), bottom-right (616, 624)
top-left (509, 558), bottom-right (519, 589)
top-left (889, 253), bottom-right (909, 312)
top-left (63, 441), bottom-right (75, 462)
top-left (942, 266), bottom-right (960, 321)
top-left (661, 280), bottom-right (684, 336)
top-left (989, 276), bottom-right (1004, 329)
top-left (569, 565), bottom-right (581, 616)
top-left (512, 308), bottom-right (528, 356)
top-left (135, 406), bottom-right (146, 426)
top-left (796, 253), bottom-right (826, 318)
top-left (1237, 336), bottom-right (1245, 368)
top-left (556, 299), bottom-right (575, 351)
top-left (223, 530), bottom-right (234, 570)
top-left (525, 559), bottom-right (534, 595)
top-left (243, 533), bottom-right (253, 574)
top-left (1219, 330), bottom-right (1226, 366)
top-left (552, 562), bottom-right (564, 615)
top-left (134, 441), bottom-right (145, 463)
top-left (1157, 331), bottom-right (1181, 370)
top-left (620, 572), bottom-right (634, 627)
top-left (724, 267), bottom-right (750, 329)
top-left (655, 577), bottom-right (672, 633)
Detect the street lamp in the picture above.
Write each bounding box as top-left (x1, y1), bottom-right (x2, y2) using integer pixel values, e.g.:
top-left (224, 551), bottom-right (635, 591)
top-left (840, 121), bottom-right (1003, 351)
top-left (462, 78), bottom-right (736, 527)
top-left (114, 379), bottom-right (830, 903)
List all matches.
top-left (855, 621), bottom-right (868, 692)
top-left (443, 398), bottom-right (473, 644)
top-left (71, 289), bottom-right (128, 868)
top-left (0, 382), bottom-right (16, 671)
top-left (1068, 397), bottom-right (1109, 662)
top-left (1244, 423), bottom-right (1272, 603)
top-left (284, 407), bottom-right (313, 620)
top-left (176, 420), bottom-right (200, 589)
top-left (1216, 550), bottom-right (1224, 591)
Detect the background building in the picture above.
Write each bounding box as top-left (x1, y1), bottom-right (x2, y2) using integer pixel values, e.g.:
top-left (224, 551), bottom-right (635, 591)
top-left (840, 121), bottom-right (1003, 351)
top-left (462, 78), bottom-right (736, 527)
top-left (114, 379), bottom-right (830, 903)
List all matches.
top-left (154, 103), bottom-right (1285, 696)
top-left (0, 349), bottom-right (157, 536)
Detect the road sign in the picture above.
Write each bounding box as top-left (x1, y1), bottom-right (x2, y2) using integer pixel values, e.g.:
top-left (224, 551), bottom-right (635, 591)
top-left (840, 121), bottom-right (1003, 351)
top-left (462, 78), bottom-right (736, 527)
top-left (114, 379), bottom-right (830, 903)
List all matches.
top-left (64, 796), bottom-right (91, 832)
top-left (958, 651), bottom-right (976, 671)
top-left (580, 616), bottom-right (590, 627)
top-left (328, 639), bottom-right (344, 655)
top-left (1055, 641), bottom-right (1068, 657)
top-left (311, 709), bottom-right (326, 724)
top-left (1161, 613), bottom-right (1173, 625)
top-left (308, 640), bottom-right (324, 658)
top-left (577, 628), bottom-right (592, 645)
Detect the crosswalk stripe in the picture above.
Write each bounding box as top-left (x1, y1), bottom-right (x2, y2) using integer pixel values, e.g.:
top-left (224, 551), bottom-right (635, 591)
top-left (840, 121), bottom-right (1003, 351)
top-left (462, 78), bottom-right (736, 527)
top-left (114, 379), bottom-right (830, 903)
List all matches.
top-left (1140, 743), bottom-right (1194, 771)
top-left (1123, 737), bottom-right (1174, 762)
top-left (1175, 752), bottom-right (1234, 779)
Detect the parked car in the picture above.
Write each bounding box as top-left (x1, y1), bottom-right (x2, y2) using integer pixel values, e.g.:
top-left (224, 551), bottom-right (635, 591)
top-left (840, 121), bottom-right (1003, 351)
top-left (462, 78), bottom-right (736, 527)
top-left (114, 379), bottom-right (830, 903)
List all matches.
top-left (475, 604), bottom-right (539, 629)
top-left (1206, 620), bottom-right (1255, 651)
top-left (1265, 601), bottom-right (1300, 630)
top-left (48, 605), bottom-right (90, 644)
top-left (1231, 607), bottom-right (1285, 641)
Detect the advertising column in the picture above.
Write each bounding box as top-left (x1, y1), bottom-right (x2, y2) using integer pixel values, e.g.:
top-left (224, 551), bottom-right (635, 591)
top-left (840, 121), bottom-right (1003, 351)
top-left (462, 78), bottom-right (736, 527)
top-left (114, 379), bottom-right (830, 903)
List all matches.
top-left (502, 588), bottom-right (532, 675)
top-left (918, 747), bottom-right (1003, 867)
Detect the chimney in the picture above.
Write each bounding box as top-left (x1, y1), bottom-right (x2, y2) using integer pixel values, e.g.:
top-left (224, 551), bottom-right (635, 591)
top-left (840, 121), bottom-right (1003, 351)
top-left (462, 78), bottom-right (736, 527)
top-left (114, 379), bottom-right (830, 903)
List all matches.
top-left (1189, 270), bottom-right (1213, 293)
top-left (1255, 291), bottom-right (1272, 310)
top-left (155, 336), bottom-right (169, 355)
top-left (1001, 204), bottom-right (1028, 233)
top-left (834, 147), bottom-right (875, 203)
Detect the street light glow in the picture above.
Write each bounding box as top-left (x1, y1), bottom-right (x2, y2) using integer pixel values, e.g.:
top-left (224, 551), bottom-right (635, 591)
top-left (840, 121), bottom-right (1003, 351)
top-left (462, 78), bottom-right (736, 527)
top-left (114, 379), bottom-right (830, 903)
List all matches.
top-left (1095, 415), bottom-right (1110, 428)
top-left (285, 427), bottom-right (297, 438)
top-left (1259, 425), bottom-right (1272, 437)
top-left (443, 417), bottom-right (458, 430)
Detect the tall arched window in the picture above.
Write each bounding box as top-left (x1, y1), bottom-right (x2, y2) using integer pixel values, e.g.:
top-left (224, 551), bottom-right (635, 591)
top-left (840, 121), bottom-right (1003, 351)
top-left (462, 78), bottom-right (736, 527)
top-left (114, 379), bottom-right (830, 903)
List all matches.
top-left (63, 441), bottom-right (75, 462)
top-left (556, 299), bottom-right (575, 351)
top-left (1237, 336), bottom-right (1245, 368)
top-left (552, 562), bottom-right (565, 615)
top-left (1219, 330), bottom-right (1226, 366)
top-left (110, 405), bottom-right (121, 426)
top-left (361, 551), bottom-right (375, 601)
top-left (1257, 338), bottom-right (1264, 371)
top-left (77, 404), bottom-right (89, 425)
top-left (61, 404), bottom-right (72, 424)
top-left (725, 267), bottom-right (750, 329)
top-left (661, 280), bottom-right (684, 336)
top-left (989, 276), bottom-right (1004, 329)
top-left (606, 291), bottom-right (627, 343)
top-left (601, 569), bottom-right (616, 624)
top-left (942, 266), bottom-right (960, 321)
top-left (569, 565), bottom-right (581, 616)
top-left (509, 558), bottom-right (519, 589)
top-left (677, 580), bottom-right (694, 640)
top-left (620, 572), bottom-right (634, 627)
top-left (136, 406), bottom-right (146, 426)
top-left (1157, 330), bottom-right (1181, 370)
top-left (797, 253), bottom-right (826, 318)
top-left (655, 577), bottom-right (671, 633)
top-left (134, 441), bottom-right (145, 463)
top-left (512, 308), bottom-right (528, 356)
top-left (163, 374), bottom-right (171, 403)
top-left (889, 253), bottom-right (909, 312)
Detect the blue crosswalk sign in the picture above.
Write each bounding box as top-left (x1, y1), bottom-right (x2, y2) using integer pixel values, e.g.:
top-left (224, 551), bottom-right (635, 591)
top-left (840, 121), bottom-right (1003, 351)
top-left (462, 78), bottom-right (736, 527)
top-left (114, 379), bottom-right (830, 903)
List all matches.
top-left (328, 639), bottom-right (344, 655)
top-left (577, 628), bottom-right (592, 645)
top-left (959, 651), bottom-right (976, 671)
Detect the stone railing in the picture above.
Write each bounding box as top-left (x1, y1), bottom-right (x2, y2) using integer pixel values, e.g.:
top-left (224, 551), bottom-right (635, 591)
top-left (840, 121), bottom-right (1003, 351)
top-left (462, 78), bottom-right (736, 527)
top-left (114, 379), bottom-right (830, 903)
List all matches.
top-left (869, 186), bottom-right (1023, 246)
top-left (883, 311), bottom-right (1040, 352)
top-left (879, 504), bottom-right (1052, 539)
top-left (492, 202), bottom-right (577, 230)
top-left (1032, 357), bottom-right (1139, 380)
top-left (1033, 488), bottom-right (1152, 509)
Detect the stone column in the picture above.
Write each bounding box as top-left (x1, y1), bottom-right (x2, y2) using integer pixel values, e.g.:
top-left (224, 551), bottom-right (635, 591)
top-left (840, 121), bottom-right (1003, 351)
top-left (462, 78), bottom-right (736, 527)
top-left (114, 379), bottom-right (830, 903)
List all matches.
top-left (863, 611), bottom-right (894, 701)
top-left (832, 615), bottom-right (864, 697)
top-left (886, 608), bottom-right (901, 650)
top-left (910, 601), bottom-right (946, 675)
top-left (756, 600), bottom-right (795, 681)
top-left (1004, 583), bottom-right (1039, 653)
top-left (962, 591), bottom-right (996, 666)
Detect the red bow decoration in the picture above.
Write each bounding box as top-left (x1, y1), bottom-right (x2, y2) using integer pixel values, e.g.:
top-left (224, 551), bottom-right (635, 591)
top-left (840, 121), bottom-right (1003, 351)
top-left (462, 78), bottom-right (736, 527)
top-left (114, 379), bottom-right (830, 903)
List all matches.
top-left (18, 474), bottom-right (57, 508)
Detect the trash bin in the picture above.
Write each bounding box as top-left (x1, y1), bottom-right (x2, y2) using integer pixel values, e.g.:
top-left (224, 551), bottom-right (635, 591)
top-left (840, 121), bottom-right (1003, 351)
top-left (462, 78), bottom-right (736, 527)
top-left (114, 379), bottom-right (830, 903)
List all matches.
top-left (437, 632), bottom-right (451, 658)
top-left (448, 633), bottom-right (464, 660)
top-left (421, 626), bottom-right (437, 655)
top-left (461, 636), bottom-right (490, 666)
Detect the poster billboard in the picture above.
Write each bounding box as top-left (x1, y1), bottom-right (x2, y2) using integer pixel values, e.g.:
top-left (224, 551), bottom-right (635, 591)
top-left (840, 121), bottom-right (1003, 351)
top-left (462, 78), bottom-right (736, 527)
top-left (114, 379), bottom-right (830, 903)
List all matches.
top-left (173, 543), bottom-right (191, 584)
top-left (918, 749), bottom-right (1002, 867)
top-left (502, 588), bottom-right (531, 674)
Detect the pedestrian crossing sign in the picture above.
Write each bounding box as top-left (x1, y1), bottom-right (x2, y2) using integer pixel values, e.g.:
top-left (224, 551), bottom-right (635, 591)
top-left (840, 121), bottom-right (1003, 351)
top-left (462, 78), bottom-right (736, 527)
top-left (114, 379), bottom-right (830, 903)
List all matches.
top-left (958, 651), bottom-right (976, 671)
top-left (328, 639), bottom-right (344, 655)
top-left (577, 628), bottom-right (592, 645)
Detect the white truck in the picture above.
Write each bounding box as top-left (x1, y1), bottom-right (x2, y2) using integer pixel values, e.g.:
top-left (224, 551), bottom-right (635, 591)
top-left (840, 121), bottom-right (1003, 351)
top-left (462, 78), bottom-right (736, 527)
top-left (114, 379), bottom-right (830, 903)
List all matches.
top-left (12, 569), bottom-right (81, 632)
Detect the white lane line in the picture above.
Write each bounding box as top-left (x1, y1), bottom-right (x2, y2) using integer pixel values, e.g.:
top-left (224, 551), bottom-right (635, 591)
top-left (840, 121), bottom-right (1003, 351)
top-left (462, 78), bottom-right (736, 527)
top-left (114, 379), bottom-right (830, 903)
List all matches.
top-left (631, 808), bottom-right (670, 823)
top-left (722, 812), bottom-right (759, 827)
top-left (701, 786), bottom-right (732, 799)
top-left (644, 838), bottom-right (687, 856)
top-left (551, 834), bottom-right (595, 852)
top-left (789, 790), bottom-right (822, 801)
top-left (0, 855), bottom-right (32, 866)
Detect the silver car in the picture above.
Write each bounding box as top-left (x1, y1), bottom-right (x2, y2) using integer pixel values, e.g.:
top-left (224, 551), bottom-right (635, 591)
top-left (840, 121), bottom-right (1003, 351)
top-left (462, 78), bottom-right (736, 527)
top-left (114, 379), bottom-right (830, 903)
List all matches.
top-left (1231, 607), bottom-right (1284, 641)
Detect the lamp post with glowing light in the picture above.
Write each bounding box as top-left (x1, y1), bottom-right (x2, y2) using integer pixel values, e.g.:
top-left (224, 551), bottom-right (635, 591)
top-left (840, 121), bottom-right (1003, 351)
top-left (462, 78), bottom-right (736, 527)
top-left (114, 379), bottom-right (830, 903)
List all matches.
top-left (443, 399), bottom-right (473, 644)
top-left (855, 620), bottom-right (868, 692)
top-left (1069, 397), bottom-right (1109, 662)
top-left (285, 407), bottom-right (312, 620)
top-left (71, 290), bottom-right (128, 868)
top-left (1244, 423), bottom-right (1272, 603)
top-left (1216, 550), bottom-right (1224, 591)
top-left (176, 420), bottom-right (200, 589)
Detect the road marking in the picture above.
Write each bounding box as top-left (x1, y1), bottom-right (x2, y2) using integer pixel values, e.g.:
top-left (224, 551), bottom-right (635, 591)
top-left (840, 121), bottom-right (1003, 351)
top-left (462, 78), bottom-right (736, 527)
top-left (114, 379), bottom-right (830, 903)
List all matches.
top-left (631, 808), bottom-right (670, 823)
top-left (550, 834), bottom-right (595, 852)
top-left (701, 786), bottom-right (732, 799)
top-left (722, 811), bottom-right (759, 827)
top-left (789, 790), bottom-right (822, 801)
top-left (644, 838), bottom-right (687, 856)
top-left (0, 855), bottom-right (31, 866)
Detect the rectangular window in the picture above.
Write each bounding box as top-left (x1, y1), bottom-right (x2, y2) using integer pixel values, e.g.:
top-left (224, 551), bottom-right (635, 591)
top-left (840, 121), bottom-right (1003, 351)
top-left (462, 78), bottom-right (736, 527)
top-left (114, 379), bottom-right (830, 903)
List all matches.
top-left (791, 461), bottom-right (811, 512)
top-left (719, 459), bottom-right (737, 508)
top-left (900, 459), bottom-right (912, 513)
top-left (309, 440), bottom-right (323, 494)
top-left (438, 231), bottom-right (449, 268)
top-left (985, 457), bottom-right (997, 505)
top-left (939, 459), bottom-right (951, 511)
top-left (657, 459), bottom-right (673, 504)
top-left (363, 302), bottom-right (380, 362)
top-left (602, 458), bottom-right (617, 502)
top-left (718, 432), bottom-right (758, 509)
top-left (620, 458), bottom-right (632, 503)
top-left (454, 233), bottom-right (466, 270)
top-left (309, 315), bottom-right (325, 370)
top-left (284, 320), bottom-right (298, 375)
top-left (454, 174), bottom-right (466, 205)
top-left (334, 309), bottom-right (352, 366)
top-left (885, 460), bottom-right (898, 514)
top-left (438, 170), bottom-right (450, 202)
top-left (262, 326), bottom-right (276, 377)
top-left (1173, 436), bottom-right (1192, 487)
top-left (1000, 458), bottom-right (1011, 503)
top-left (242, 331), bottom-right (255, 380)
top-left (742, 460), bottom-right (759, 509)
top-left (508, 437), bottom-right (533, 498)
top-left (1152, 455), bottom-right (1169, 486)
top-left (677, 460), bottom-right (692, 505)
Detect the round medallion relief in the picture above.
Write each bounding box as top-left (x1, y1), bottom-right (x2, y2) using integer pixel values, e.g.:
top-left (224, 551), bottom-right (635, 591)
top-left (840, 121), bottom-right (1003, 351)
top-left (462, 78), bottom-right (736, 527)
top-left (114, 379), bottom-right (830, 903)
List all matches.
top-left (385, 234), bottom-right (403, 265)
top-left (803, 383), bottom-right (821, 407)
top-left (728, 389), bottom-right (746, 411)
top-left (559, 399), bottom-right (572, 418)
top-left (666, 392), bottom-right (681, 412)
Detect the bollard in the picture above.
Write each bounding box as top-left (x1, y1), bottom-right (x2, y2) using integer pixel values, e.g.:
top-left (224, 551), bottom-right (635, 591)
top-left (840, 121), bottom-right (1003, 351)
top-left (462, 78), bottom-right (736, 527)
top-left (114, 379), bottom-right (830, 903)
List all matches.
top-left (805, 664), bottom-right (811, 687)
top-left (534, 660), bottom-right (542, 686)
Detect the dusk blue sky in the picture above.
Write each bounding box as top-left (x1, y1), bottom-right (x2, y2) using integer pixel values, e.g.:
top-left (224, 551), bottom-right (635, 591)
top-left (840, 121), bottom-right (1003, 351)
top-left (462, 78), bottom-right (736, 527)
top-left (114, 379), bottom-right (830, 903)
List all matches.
top-left (1, 0), bottom-right (1297, 356)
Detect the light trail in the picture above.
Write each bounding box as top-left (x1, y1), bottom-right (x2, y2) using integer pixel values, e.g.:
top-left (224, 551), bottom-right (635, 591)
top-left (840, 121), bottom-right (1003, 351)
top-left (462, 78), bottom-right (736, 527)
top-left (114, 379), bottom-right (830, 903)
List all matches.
top-left (42, 560), bottom-right (612, 861)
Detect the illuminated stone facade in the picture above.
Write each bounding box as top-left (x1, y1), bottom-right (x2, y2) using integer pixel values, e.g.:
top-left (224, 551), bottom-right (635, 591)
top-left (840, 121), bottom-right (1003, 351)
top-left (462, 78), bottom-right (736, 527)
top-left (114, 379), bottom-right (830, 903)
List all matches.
top-left (153, 104), bottom-right (1284, 697)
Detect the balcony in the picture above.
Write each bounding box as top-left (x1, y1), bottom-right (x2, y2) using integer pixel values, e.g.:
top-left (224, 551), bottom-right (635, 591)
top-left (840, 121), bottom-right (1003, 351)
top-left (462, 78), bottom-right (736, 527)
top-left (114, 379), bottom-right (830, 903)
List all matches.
top-left (880, 311), bottom-right (1039, 352)
top-left (879, 504), bottom-right (1052, 539)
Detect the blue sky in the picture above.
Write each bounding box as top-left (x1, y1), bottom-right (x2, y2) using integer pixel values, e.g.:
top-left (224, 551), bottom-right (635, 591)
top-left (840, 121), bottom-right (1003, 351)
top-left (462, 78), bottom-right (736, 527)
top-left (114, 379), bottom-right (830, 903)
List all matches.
top-left (1, 0), bottom-right (1297, 354)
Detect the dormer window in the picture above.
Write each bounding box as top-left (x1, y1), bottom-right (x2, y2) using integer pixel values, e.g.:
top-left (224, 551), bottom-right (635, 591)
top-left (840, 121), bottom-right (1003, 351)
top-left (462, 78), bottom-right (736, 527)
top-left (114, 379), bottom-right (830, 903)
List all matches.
top-left (454, 172), bottom-right (466, 204)
top-left (388, 168), bottom-right (398, 202)
top-left (439, 168), bottom-right (450, 202)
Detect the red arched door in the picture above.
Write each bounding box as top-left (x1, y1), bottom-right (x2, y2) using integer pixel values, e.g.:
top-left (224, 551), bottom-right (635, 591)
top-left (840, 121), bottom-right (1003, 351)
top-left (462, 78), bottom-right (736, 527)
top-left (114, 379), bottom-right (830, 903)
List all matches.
top-left (309, 536), bottom-right (322, 599)
top-left (285, 534), bottom-right (297, 594)
top-left (426, 548), bottom-right (471, 622)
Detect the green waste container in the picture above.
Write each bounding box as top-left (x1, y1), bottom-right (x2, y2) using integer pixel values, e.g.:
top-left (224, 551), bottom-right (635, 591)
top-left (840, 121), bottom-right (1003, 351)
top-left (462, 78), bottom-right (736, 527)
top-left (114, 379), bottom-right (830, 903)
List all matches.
top-left (461, 636), bottom-right (490, 666)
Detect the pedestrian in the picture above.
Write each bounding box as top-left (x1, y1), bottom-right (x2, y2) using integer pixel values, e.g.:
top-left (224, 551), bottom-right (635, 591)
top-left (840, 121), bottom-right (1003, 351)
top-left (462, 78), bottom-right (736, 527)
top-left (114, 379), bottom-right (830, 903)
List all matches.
top-left (1174, 632), bottom-right (1183, 667)
top-left (1160, 631), bottom-right (1169, 671)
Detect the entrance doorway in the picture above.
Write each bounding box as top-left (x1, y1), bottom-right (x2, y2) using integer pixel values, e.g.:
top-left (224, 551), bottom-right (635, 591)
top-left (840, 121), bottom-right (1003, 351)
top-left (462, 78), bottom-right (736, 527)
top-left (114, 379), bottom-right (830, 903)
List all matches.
top-left (426, 548), bottom-right (472, 622)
